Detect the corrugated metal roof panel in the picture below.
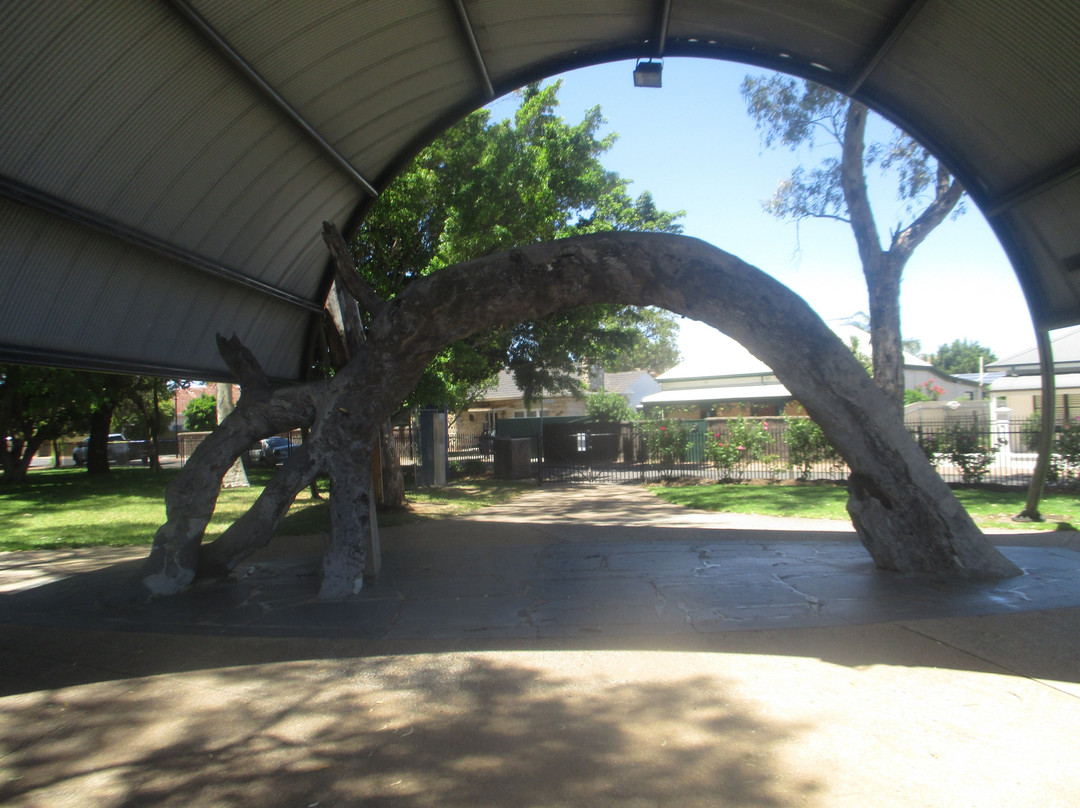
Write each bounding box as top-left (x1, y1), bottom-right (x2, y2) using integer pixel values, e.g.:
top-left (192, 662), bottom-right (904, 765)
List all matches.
top-left (3, 0), bottom-right (1080, 381)
top-left (868, 0), bottom-right (1080, 195)
top-left (0, 200), bottom-right (309, 380)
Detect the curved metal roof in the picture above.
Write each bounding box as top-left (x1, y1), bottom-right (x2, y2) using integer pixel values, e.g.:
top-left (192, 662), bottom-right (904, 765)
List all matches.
top-left (3, 0), bottom-right (1079, 381)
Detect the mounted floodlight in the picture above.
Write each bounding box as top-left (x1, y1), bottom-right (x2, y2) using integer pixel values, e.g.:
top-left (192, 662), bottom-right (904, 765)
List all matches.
top-left (633, 58), bottom-right (663, 88)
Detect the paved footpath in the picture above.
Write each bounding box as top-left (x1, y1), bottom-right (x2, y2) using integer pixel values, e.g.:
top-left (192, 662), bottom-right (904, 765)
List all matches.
top-left (2, 484), bottom-right (1079, 807)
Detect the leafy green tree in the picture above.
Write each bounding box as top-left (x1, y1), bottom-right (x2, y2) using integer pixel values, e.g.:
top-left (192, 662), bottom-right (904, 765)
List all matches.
top-left (602, 307), bottom-right (680, 373)
top-left (741, 76), bottom-right (964, 411)
top-left (113, 376), bottom-right (176, 471)
top-left (927, 339), bottom-right (997, 375)
top-left (586, 390), bottom-right (637, 422)
top-left (184, 393), bottom-right (217, 431)
top-left (0, 365), bottom-right (82, 482)
top-left (79, 373), bottom-right (142, 475)
top-left (351, 81), bottom-right (685, 414)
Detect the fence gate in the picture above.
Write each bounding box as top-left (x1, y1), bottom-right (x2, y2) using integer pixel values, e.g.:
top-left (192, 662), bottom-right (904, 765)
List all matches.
top-left (539, 420), bottom-right (713, 483)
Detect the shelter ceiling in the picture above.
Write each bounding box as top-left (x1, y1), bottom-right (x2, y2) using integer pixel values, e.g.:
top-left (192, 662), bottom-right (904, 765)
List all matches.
top-left (2, 0), bottom-right (1079, 380)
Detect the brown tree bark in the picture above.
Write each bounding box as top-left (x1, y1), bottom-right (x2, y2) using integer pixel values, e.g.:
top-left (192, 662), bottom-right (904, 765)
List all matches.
top-left (142, 231), bottom-right (1020, 598)
top-left (378, 419), bottom-right (406, 508)
top-left (840, 102), bottom-right (964, 412)
top-left (86, 408), bottom-right (113, 475)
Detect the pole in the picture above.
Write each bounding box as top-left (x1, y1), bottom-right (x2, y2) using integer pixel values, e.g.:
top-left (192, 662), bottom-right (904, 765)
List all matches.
top-left (1016, 328), bottom-right (1055, 521)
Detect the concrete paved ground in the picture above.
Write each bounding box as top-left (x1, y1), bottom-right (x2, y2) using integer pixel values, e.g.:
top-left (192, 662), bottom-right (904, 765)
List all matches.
top-left (1, 484), bottom-right (1079, 807)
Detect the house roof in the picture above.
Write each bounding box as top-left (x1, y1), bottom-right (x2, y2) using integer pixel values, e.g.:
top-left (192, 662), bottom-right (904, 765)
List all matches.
top-left (477, 368), bottom-right (654, 404)
top-left (601, 370), bottom-right (655, 395)
top-left (660, 324), bottom-right (929, 382)
top-left (477, 371), bottom-right (539, 403)
top-left (642, 383), bottom-right (791, 406)
top-left (987, 326), bottom-right (1080, 375)
top-left (990, 372), bottom-right (1080, 393)
top-left (4, 3), bottom-right (1080, 381)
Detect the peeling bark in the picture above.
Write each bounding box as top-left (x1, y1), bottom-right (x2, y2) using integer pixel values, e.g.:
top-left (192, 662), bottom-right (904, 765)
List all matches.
top-left (198, 443), bottom-right (321, 577)
top-left (142, 231), bottom-right (1019, 598)
top-left (140, 380), bottom-right (320, 595)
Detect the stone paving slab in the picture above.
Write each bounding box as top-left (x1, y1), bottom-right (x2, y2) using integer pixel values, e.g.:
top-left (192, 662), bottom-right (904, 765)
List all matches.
top-left (1, 484), bottom-right (1080, 807)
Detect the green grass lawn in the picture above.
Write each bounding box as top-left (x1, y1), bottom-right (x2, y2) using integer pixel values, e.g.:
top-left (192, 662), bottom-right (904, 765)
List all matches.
top-left (2, 467), bottom-right (1074, 553)
top-left (648, 480), bottom-right (1080, 532)
top-left (0, 467), bottom-right (533, 551)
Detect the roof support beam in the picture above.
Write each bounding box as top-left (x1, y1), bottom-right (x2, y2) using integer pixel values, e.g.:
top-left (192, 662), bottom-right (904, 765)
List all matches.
top-left (653, 0), bottom-right (673, 57)
top-left (845, 0), bottom-right (931, 96)
top-left (450, 0), bottom-right (495, 99)
top-left (983, 152), bottom-right (1080, 218)
top-left (167, 0), bottom-right (379, 199)
top-left (0, 175), bottom-right (324, 314)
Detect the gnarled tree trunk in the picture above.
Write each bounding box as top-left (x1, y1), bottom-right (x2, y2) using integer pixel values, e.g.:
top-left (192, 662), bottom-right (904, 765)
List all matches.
top-left (142, 231), bottom-right (1020, 599)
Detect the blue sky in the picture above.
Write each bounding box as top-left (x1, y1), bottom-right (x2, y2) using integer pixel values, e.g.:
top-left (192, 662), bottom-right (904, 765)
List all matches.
top-left (487, 58), bottom-right (1035, 367)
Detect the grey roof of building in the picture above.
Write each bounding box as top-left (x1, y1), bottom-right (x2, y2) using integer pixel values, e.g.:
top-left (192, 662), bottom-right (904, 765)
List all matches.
top-left (4, 3), bottom-right (1080, 380)
top-left (600, 371), bottom-right (653, 395)
top-left (988, 327), bottom-right (1080, 375)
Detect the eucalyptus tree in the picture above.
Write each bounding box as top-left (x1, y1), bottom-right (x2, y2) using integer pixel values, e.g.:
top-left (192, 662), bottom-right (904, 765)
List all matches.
top-left (741, 76), bottom-right (965, 410)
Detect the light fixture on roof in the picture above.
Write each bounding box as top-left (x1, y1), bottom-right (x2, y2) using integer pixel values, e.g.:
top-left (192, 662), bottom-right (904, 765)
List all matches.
top-left (633, 58), bottom-right (663, 88)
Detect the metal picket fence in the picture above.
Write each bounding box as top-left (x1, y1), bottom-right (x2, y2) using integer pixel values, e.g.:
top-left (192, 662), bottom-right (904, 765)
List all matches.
top-left (394, 416), bottom-right (1074, 489)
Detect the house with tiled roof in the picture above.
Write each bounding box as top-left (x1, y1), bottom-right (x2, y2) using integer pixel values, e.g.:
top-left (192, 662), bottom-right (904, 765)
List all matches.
top-left (454, 367), bottom-right (661, 438)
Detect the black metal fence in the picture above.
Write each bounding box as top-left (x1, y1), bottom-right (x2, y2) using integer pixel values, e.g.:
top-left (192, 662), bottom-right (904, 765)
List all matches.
top-left (533, 418), bottom-right (1069, 487)
top-left (537, 419), bottom-right (827, 484)
top-left (395, 416), bottom-right (1076, 489)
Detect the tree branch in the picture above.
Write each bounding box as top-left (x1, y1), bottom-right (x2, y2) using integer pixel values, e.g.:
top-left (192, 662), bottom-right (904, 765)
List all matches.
top-left (890, 175), bottom-right (965, 263)
top-left (322, 221), bottom-right (386, 318)
top-left (216, 333), bottom-right (269, 392)
top-left (839, 100), bottom-right (882, 266)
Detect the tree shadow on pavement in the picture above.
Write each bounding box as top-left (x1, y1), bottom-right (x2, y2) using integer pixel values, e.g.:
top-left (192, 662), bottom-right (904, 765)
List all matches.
top-left (0, 652), bottom-right (819, 808)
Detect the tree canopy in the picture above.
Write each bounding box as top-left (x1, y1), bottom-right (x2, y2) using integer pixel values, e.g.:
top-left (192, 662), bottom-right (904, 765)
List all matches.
top-left (184, 393), bottom-right (218, 432)
top-left (741, 74), bottom-right (964, 410)
top-left (585, 389), bottom-right (638, 422)
top-left (350, 82), bottom-right (684, 413)
top-left (0, 365), bottom-right (82, 482)
top-left (927, 339), bottom-right (997, 375)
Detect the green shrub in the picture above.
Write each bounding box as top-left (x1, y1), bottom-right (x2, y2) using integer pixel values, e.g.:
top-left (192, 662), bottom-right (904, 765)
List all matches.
top-left (940, 422), bottom-right (1001, 483)
top-left (1020, 412), bottom-right (1043, 452)
top-left (586, 390), bottom-right (636, 423)
top-left (784, 417), bottom-right (842, 480)
top-left (1050, 416), bottom-right (1080, 484)
top-left (641, 418), bottom-right (692, 466)
top-left (911, 426), bottom-right (944, 467)
top-left (183, 393), bottom-right (217, 431)
top-left (705, 417), bottom-right (772, 480)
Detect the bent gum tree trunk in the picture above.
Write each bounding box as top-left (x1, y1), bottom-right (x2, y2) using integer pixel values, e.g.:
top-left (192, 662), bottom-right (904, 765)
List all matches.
top-left (142, 231), bottom-right (1020, 599)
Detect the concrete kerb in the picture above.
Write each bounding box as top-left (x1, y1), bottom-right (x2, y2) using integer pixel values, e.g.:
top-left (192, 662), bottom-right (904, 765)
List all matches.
top-left (1, 483), bottom-right (1079, 807)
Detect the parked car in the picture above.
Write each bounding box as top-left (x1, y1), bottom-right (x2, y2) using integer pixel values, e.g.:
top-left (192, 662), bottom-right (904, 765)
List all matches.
top-left (252, 435), bottom-right (294, 467)
top-left (72, 433), bottom-right (131, 466)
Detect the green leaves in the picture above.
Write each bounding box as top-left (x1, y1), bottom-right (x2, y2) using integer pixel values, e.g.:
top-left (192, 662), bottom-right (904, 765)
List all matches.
top-left (926, 339), bottom-right (997, 374)
top-left (352, 81), bottom-right (684, 413)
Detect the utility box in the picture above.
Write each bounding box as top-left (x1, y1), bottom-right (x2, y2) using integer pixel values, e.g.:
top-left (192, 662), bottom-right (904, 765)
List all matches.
top-left (494, 437), bottom-right (532, 480)
top-left (418, 409), bottom-right (447, 486)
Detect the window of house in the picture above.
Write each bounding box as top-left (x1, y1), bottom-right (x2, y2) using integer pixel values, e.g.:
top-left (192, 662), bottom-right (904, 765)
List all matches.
top-left (1033, 394), bottom-right (1076, 423)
